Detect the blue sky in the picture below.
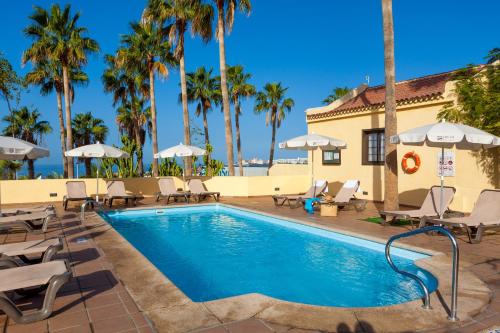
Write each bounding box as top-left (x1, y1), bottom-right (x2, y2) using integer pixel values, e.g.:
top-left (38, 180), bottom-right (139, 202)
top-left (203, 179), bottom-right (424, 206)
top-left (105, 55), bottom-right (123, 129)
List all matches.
top-left (0, 0), bottom-right (498, 165)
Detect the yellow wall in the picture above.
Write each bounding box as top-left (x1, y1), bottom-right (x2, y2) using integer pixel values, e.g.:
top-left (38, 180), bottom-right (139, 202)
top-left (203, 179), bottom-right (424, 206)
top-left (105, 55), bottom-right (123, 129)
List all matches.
top-left (307, 100), bottom-right (497, 212)
top-left (0, 175), bottom-right (310, 205)
top-left (269, 164), bottom-right (309, 176)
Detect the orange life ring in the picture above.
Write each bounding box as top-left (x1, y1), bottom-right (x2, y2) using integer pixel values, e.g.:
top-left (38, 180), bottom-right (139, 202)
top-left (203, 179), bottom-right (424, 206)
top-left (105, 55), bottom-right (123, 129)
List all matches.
top-left (402, 152), bottom-right (421, 174)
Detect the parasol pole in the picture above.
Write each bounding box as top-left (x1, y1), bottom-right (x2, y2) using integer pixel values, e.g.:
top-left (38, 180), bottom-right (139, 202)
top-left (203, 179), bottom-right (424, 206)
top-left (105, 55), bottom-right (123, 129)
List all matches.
top-left (96, 160), bottom-right (100, 203)
top-left (439, 146), bottom-right (444, 219)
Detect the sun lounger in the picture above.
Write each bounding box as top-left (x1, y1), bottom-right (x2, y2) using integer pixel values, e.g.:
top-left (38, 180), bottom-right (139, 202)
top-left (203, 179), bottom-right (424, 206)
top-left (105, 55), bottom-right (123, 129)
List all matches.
top-left (156, 178), bottom-right (190, 204)
top-left (273, 180), bottom-right (328, 208)
top-left (0, 260), bottom-right (71, 324)
top-left (327, 179), bottom-right (366, 211)
top-left (63, 181), bottom-right (93, 210)
top-left (103, 180), bottom-right (138, 208)
top-left (420, 189), bottom-right (500, 243)
top-left (0, 237), bottom-right (63, 267)
top-left (0, 210), bottom-right (56, 233)
top-left (1, 205), bottom-right (55, 216)
top-left (379, 186), bottom-right (456, 227)
top-left (187, 179), bottom-right (220, 203)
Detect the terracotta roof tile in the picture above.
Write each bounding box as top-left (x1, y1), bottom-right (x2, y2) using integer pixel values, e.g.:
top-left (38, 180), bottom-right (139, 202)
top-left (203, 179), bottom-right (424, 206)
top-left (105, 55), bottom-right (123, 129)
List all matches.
top-left (334, 71), bottom-right (451, 112)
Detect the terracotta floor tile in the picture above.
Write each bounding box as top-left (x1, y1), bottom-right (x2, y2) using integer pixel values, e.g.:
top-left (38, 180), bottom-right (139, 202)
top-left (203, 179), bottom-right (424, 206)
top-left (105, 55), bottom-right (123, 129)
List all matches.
top-left (53, 291), bottom-right (85, 314)
top-left (224, 319), bottom-right (273, 333)
top-left (48, 310), bottom-right (90, 331)
top-left (138, 327), bottom-right (156, 333)
top-left (92, 314), bottom-right (136, 333)
top-left (52, 324), bottom-right (93, 333)
top-left (6, 320), bottom-right (48, 333)
top-left (84, 291), bottom-right (122, 309)
top-left (130, 312), bottom-right (150, 328)
top-left (88, 303), bottom-right (129, 322)
top-left (194, 326), bottom-right (228, 333)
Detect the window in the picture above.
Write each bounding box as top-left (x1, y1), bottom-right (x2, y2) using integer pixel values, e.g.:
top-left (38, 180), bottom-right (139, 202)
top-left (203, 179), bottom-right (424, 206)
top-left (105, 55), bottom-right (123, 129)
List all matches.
top-left (362, 129), bottom-right (385, 165)
top-left (322, 149), bottom-right (341, 165)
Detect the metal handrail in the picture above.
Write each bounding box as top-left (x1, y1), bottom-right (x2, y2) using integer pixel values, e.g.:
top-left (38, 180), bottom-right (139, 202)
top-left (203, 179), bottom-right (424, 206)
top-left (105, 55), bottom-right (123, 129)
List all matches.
top-left (385, 225), bottom-right (459, 321)
top-left (80, 199), bottom-right (102, 222)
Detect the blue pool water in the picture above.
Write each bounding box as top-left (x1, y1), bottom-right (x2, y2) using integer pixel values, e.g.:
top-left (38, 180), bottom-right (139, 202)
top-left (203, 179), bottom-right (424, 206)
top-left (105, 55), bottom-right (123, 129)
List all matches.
top-left (101, 205), bottom-right (437, 307)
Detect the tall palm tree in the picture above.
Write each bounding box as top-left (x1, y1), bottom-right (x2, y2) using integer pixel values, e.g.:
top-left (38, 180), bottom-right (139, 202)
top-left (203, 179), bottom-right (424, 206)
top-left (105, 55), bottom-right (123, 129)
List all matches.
top-left (322, 87), bottom-right (350, 105)
top-left (227, 65), bottom-right (255, 176)
top-left (0, 52), bottom-right (21, 119)
top-left (102, 54), bottom-right (150, 175)
top-left (381, 0), bottom-right (399, 210)
top-left (254, 83), bottom-right (294, 172)
top-left (185, 67), bottom-right (220, 145)
top-left (2, 107), bottom-right (52, 178)
top-left (211, 0), bottom-right (251, 176)
top-left (144, 0), bottom-right (213, 176)
top-left (117, 21), bottom-right (175, 176)
top-left (25, 60), bottom-right (88, 177)
top-left (72, 112), bottom-right (108, 177)
top-left (23, 4), bottom-right (99, 178)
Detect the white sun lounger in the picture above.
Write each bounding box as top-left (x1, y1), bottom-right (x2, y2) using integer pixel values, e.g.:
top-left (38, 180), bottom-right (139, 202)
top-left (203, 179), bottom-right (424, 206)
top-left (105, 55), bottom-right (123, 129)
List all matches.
top-left (273, 180), bottom-right (328, 208)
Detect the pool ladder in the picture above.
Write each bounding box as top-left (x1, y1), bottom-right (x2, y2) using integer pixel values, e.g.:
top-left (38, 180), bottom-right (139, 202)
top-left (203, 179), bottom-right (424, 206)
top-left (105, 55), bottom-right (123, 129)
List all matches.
top-left (385, 226), bottom-right (459, 321)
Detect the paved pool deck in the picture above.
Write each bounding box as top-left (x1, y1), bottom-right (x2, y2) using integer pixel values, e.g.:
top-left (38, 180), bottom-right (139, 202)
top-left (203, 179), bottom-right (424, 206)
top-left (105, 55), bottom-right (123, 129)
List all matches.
top-left (0, 197), bottom-right (498, 333)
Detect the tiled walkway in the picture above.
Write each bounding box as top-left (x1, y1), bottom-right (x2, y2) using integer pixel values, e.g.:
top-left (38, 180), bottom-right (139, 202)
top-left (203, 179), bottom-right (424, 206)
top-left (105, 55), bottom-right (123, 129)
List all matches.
top-left (0, 208), bottom-right (155, 333)
top-left (0, 198), bottom-right (499, 333)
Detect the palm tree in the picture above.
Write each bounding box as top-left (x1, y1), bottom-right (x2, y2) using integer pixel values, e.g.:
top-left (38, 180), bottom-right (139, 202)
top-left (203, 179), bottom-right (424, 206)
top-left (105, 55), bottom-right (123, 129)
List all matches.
top-left (102, 54), bottom-right (150, 175)
top-left (185, 67), bottom-right (221, 146)
top-left (227, 65), bottom-right (255, 176)
top-left (144, 0), bottom-right (213, 176)
top-left (211, 0), bottom-right (251, 176)
top-left (0, 52), bottom-right (21, 119)
top-left (322, 87), bottom-right (350, 105)
top-left (23, 4), bottom-right (99, 178)
top-left (381, 0), bottom-right (399, 210)
top-left (72, 112), bottom-right (108, 177)
top-left (254, 83), bottom-right (294, 172)
top-left (117, 21), bottom-right (175, 176)
top-left (116, 98), bottom-right (152, 174)
top-left (2, 107), bottom-right (52, 178)
top-left (25, 60), bottom-right (88, 177)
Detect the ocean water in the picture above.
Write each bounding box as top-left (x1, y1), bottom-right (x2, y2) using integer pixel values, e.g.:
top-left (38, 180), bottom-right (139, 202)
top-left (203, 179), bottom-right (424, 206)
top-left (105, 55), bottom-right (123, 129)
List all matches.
top-left (101, 205), bottom-right (438, 307)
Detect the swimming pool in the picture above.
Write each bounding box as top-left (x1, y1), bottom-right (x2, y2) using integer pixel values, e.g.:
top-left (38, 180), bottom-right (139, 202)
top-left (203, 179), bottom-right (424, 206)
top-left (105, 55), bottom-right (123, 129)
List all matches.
top-left (101, 205), bottom-right (437, 307)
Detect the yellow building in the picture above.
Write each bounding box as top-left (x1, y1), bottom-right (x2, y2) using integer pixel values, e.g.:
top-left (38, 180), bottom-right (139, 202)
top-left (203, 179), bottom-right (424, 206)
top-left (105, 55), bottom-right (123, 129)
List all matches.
top-left (306, 69), bottom-right (498, 212)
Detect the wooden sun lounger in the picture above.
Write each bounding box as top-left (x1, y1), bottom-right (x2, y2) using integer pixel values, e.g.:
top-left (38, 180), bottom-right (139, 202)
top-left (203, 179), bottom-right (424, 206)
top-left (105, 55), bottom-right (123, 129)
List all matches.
top-left (420, 189), bottom-right (500, 243)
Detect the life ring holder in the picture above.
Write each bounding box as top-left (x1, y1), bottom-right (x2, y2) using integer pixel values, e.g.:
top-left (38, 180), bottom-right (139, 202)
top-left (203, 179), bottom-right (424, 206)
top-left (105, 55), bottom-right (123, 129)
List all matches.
top-left (402, 151), bottom-right (421, 174)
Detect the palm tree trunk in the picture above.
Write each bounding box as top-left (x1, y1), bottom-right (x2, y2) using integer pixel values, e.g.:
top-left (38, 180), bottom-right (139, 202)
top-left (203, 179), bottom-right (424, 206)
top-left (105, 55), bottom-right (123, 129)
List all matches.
top-left (382, 0), bottom-right (399, 210)
top-left (202, 107), bottom-right (210, 146)
top-left (235, 100), bottom-right (243, 176)
top-left (149, 65), bottom-right (159, 177)
top-left (179, 50), bottom-right (192, 176)
top-left (27, 159), bottom-right (35, 179)
top-left (216, 6), bottom-right (235, 176)
top-left (134, 122), bottom-right (144, 176)
top-left (268, 109), bottom-right (277, 173)
top-left (56, 90), bottom-right (68, 178)
top-left (62, 65), bottom-right (74, 178)
top-left (84, 158), bottom-right (92, 177)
